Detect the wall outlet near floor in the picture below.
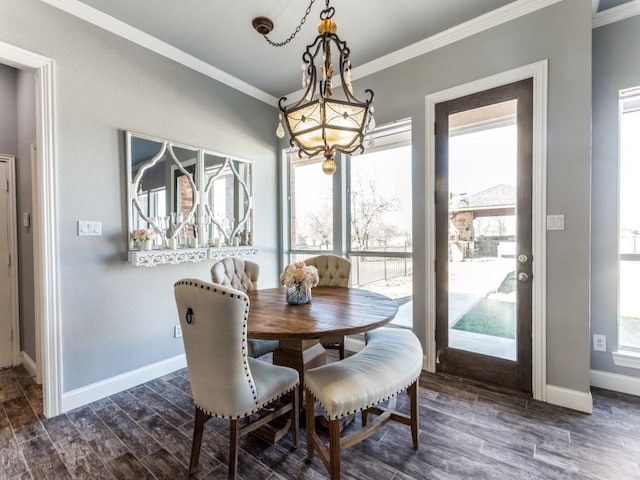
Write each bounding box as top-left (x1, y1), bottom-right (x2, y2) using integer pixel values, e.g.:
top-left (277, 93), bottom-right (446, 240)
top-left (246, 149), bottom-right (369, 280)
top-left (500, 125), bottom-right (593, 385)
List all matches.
top-left (593, 334), bottom-right (606, 352)
top-left (174, 325), bottom-right (182, 338)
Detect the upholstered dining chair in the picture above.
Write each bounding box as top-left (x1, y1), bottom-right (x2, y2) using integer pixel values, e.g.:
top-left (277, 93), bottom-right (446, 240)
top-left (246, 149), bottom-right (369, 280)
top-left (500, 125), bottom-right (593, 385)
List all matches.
top-left (211, 258), bottom-right (279, 358)
top-left (174, 279), bottom-right (299, 479)
top-left (303, 254), bottom-right (352, 359)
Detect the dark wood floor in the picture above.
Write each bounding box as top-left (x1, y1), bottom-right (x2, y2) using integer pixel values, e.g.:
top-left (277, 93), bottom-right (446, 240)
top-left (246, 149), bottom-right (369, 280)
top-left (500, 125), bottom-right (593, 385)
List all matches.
top-left (2, 360), bottom-right (640, 480)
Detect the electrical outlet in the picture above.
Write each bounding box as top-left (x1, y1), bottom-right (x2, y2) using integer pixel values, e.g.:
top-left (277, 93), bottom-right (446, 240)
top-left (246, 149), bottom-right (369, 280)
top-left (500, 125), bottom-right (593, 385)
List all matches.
top-left (174, 325), bottom-right (182, 338)
top-left (593, 334), bottom-right (606, 352)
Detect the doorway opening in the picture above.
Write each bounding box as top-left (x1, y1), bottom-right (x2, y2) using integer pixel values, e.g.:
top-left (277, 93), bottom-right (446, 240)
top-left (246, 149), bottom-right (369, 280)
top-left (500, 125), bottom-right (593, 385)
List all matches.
top-left (0, 40), bottom-right (61, 417)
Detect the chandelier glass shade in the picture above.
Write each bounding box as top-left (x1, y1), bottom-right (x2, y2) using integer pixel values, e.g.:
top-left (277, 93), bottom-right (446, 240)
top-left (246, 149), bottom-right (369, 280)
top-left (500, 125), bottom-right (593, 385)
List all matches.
top-left (276, 1), bottom-right (375, 174)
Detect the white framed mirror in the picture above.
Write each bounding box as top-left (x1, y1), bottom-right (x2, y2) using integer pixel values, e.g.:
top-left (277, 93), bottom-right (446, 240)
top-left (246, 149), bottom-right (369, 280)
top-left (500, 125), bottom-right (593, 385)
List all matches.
top-left (126, 131), bottom-right (253, 253)
top-left (202, 152), bottom-right (252, 246)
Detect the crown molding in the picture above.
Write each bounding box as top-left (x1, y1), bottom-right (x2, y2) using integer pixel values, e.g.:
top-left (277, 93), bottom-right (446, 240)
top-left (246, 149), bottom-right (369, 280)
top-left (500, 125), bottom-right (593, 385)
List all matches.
top-left (593, 0), bottom-right (640, 28)
top-left (42, 0), bottom-right (617, 106)
top-left (284, 0), bottom-right (563, 101)
top-left (39, 0), bottom-right (278, 106)
top-left (592, 0), bottom-right (600, 15)
top-left (351, 0), bottom-right (563, 85)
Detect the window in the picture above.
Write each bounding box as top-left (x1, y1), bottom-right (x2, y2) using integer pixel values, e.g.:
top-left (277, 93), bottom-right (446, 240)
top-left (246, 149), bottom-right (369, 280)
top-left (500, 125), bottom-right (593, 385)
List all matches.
top-left (284, 120), bottom-right (413, 327)
top-left (289, 157), bottom-right (334, 251)
top-left (618, 88), bottom-right (640, 351)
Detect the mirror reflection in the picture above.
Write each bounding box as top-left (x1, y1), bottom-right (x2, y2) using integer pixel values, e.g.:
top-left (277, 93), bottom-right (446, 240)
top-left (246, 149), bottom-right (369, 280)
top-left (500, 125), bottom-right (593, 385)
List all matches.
top-left (202, 153), bottom-right (252, 246)
top-left (126, 132), bottom-right (253, 251)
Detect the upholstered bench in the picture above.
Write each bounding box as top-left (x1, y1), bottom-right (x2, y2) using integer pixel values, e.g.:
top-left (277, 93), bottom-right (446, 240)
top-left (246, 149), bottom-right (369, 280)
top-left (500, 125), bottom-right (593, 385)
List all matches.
top-left (304, 327), bottom-right (423, 480)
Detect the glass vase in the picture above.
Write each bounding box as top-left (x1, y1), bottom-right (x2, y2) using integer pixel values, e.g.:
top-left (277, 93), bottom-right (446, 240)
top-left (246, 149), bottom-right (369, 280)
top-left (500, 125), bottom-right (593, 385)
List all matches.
top-left (286, 283), bottom-right (312, 305)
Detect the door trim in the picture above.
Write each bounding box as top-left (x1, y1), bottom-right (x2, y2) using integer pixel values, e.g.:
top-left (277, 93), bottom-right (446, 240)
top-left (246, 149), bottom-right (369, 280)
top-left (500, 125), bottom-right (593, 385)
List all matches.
top-left (425, 60), bottom-right (548, 402)
top-left (0, 41), bottom-right (62, 417)
top-left (1, 155), bottom-right (20, 367)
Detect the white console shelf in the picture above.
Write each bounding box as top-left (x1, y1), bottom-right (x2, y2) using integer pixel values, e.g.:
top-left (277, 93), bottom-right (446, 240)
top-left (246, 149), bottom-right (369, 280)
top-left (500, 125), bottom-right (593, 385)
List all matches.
top-left (128, 246), bottom-right (259, 267)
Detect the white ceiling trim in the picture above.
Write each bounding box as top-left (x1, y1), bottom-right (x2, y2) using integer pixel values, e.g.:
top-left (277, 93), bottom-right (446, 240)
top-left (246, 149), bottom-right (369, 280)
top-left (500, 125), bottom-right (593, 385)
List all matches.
top-left (592, 0), bottom-right (601, 15)
top-left (40, 0), bottom-right (612, 107)
top-left (593, 0), bottom-right (640, 27)
top-left (39, 0), bottom-right (278, 105)
top-left (286, 0), bottom-right (564, 101)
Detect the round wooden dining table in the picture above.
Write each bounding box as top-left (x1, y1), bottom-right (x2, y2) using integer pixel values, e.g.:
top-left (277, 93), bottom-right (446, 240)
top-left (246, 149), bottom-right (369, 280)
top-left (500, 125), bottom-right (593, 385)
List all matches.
top-left (246, 286), bottom-right (399, 401)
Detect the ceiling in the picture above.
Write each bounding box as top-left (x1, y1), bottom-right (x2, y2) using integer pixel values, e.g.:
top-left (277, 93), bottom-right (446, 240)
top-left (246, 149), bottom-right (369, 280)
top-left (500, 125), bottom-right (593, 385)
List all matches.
top-left (48, 0), bottom-right (639, 103)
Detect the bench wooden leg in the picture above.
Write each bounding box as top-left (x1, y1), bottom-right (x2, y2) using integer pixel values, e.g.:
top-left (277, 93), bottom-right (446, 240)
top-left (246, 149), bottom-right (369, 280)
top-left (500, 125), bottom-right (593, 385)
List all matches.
top-left (408, 381), bottom-right (419, 449)
top-left (305, 389), bottom-right (316, 459)
top-left (291, 388), bottom-right (299, 448)
top-left (328, 418), bottom-right (341, 480)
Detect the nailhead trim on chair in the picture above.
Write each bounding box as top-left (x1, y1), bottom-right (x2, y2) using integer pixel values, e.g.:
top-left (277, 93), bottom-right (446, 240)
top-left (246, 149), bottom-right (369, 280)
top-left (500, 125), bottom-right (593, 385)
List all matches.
top-left (193, 383), bottom-right (298, 420)
top-left (174, 279), bottom-right (261, 408)
top-left (307, 374), bottom-right (421, 420)
top-left (304, 328), bottom-right (422, 420)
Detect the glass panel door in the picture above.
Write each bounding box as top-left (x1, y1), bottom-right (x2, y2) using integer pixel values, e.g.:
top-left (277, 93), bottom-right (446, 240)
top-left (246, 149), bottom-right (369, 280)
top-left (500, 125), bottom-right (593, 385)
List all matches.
top-left (435, 78), bottom-right (533, 392)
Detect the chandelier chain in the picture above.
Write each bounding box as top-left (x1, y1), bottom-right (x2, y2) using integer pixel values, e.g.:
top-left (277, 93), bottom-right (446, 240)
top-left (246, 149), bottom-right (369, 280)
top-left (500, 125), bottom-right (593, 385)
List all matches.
top-left (263, 0), bottom-right (317, 47)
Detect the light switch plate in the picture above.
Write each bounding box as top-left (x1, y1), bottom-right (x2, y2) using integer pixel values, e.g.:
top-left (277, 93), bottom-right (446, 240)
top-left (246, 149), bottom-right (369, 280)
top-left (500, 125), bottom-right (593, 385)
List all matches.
top-left (547, 214), bottom-right (565, 231)
top-left (78, 220), bottom-right (102, 236)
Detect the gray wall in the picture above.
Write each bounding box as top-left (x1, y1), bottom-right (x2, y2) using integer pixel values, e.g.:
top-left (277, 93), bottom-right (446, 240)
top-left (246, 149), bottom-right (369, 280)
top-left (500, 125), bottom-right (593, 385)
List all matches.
top-left (591, 15), bottom-right (640, 374)
top-left (350, 0), bottom-right (592, 392)
top-left (0, 64), bottom-right (17, 155)
top-left (0, 0), bottom-right (280, 391)
top-left (16, 70), bottom-right (36, 360)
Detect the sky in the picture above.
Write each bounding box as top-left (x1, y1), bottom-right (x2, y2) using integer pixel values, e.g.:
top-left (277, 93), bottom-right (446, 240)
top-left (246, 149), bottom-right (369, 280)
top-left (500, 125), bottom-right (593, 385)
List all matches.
top-left (449, 125), bottom-right (517, 196)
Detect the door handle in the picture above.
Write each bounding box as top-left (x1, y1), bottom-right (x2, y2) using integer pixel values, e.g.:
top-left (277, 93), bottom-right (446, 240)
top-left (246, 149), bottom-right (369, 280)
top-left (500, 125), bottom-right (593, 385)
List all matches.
top-left (517, 272), bottom-right (529, 282)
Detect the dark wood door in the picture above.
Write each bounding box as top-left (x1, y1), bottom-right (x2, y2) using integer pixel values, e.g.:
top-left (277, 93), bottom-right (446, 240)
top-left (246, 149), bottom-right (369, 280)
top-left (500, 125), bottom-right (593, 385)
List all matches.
top-left (435, 78), bottom-right (533, 392)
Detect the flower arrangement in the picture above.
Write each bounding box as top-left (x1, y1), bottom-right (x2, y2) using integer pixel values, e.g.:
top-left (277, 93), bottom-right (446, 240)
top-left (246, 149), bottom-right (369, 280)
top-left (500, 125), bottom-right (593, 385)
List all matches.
top-left (131, 228), bottom-right (157, 242)
top-left (280, 261), bottom-right (319, 289)
top-left (280, 261), bottom-right (319, 305)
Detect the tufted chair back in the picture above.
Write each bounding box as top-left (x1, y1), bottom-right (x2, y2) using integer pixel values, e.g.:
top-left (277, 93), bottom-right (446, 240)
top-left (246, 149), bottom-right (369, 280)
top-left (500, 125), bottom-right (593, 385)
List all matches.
top-left (304, 255), bottom-right (351, 287)
top-left (211, 258), bottom-right (278, 359)
top-left (174, 279), bottom-right (258, 418)
top-left (304, 255), bottom-right (352, 359)
top-left (211, 258), bottom-right (259, 292)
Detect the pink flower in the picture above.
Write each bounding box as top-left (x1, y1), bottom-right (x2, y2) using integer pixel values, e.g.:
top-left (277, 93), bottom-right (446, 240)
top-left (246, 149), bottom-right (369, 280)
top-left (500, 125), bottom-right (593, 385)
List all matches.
top-left (131, 228), bottom-right (156, 241)
top-left (280, 261), bottom-right (319, 289)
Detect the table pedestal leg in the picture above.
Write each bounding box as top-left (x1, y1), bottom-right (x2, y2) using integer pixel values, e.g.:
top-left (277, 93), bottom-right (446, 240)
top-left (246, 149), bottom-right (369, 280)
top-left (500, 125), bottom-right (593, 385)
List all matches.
top-left (273, 339), bottom-right (326, 408)
top-left (252, 340), bottom-right (324, 445)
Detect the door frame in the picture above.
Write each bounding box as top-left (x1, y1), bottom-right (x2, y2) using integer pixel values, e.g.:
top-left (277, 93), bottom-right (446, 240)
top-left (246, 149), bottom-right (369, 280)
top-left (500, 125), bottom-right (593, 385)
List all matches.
top-left (425, 60), bottom-right (548, 402)
top-left (1, 154), bottom-right (20, 367)
top-left (0, 41), bottom-right (62, 417)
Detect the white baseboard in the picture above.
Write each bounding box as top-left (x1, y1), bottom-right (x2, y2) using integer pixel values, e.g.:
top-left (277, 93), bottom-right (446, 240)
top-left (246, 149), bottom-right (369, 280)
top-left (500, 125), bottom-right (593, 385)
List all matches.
top-left (546, 384), bottom-right (593, 413)
top-left (62, 354), bottom-right (187, 412)
top-left (20, 351), bottom-right (38, 381)
top-left (590, 369), bottom-right (640, 397)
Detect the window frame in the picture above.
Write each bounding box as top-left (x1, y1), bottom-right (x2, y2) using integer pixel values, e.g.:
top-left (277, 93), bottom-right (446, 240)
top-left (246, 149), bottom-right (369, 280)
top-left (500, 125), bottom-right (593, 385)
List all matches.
top-left (614, 86), bottom-right (640, 366)
top-left (281, 119), bottom-right (413, 306)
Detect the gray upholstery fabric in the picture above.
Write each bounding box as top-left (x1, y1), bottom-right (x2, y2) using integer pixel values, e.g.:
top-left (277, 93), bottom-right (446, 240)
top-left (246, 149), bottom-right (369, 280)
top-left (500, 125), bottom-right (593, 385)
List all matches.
top-left (211, 259), bottom-right (279, 358)
top-left (304, 255), bottom-right (352, 349)
top-left (174, 279), bottom-right (298, 419)
top-left (304, 327), bottom-right (423, 420)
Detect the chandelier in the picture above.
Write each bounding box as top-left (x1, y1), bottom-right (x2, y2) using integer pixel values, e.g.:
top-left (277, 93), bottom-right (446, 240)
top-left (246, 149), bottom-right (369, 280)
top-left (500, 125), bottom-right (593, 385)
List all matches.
top-left (255, 0), bottom-right (375, 175)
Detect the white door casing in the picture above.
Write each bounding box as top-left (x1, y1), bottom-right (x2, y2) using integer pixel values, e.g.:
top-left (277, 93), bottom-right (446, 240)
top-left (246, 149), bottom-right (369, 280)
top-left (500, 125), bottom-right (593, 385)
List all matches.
top-left (425, 60), bottom-right (548, 402)
top-left (0, 41), bottom-right (61, 417)
top-left (0, 155), bottom-right (19, 368)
